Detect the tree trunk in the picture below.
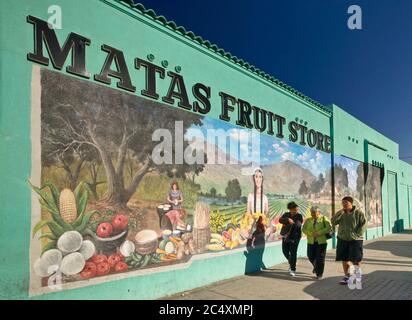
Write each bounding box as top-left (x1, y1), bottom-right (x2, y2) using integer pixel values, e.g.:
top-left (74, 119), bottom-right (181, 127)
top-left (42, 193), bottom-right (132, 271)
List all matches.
top-left (71, 159), bottom-right (84, 190)
top-left (103, 171), bottom-right (128, 205)
top-left (88, 124), bottom-right (151, 208)
top-left (124, 160), bottom-right (151, 202)
top-left (102, 157), bottom-right (151, 208)
top-left (62, 159), bottom-right (84, 190)
top-left (88, 162), bottom-right (102, 199)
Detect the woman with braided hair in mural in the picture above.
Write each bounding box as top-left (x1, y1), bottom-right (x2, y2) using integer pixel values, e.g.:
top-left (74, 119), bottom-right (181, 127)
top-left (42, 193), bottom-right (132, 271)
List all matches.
top-left (242, 168), bottom-right (270, 243)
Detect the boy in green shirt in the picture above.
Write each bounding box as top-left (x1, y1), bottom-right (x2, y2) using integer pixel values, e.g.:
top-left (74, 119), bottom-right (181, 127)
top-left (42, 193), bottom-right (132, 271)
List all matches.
top-left (331, 196), bottom-right (367, 286)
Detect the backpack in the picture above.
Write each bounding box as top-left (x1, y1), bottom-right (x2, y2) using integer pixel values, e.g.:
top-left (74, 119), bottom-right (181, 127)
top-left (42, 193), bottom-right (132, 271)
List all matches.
top-left (323, 216), bottom-right (334, 239)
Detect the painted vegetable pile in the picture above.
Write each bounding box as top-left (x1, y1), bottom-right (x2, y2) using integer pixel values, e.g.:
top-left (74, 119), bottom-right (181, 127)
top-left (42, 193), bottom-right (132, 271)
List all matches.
top-left (31, 181), bottom-right (201, 284)
top-left (124, 229), bottom-right (197, 270)
top-left (205, 213), bottom-right (275, 252)
top-left (33, 230), bottom-right (96, 278)
top-left (30, 181), bottom-right (98, 254)
top-left (80, 253), bottom-right (128, 279)
top-left (30, 181), bottom-right (133, 282)
top-left (206, 226), bottom-right (247, 251)
top-left (95, 214), bottom-right (129, 238)
top-left (30, 181), bottom-right (286, 286)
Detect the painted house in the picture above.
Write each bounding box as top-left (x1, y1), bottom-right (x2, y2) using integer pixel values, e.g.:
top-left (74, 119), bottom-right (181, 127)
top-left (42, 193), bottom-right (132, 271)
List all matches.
top-left (0, 0), bottom-right (411, 299)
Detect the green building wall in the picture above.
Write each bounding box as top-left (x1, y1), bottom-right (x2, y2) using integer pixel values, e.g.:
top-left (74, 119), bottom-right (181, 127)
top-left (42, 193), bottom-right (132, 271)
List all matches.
top-left (0, 0), bottom-right (410, 300)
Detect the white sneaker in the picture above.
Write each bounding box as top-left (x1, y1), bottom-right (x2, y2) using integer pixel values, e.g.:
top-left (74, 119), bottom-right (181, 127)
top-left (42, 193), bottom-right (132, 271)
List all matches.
top-left (347, 274), bottom-right (357, 290)
top-left (348, 265), bottom-right (355, 276)
top-left (289, 271), bottom-right (296, 277)
top-left (356, 278), bottom-right (362, 290)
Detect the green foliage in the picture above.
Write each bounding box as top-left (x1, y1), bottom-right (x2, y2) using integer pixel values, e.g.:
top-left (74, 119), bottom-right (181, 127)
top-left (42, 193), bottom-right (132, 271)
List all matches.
top-left (299, 180), bottom-right (309, 195)
top-left (210, 210), bottom-right (225, 233)
top-left (225, 179), bottom-right (242, 204)
top-left (29, 180), bottom-right (98, 249)
top-left (209, 187), bottom-right (217, 198)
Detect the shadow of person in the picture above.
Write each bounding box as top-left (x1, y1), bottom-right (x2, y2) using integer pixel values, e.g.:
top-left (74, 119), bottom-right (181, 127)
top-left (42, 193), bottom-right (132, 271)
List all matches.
top-left (244, 237), bottom-right (267, 275)
top-left (364, 240), bottom-right (412, 259)
top-left (303, 270), bottom-right (412, 300)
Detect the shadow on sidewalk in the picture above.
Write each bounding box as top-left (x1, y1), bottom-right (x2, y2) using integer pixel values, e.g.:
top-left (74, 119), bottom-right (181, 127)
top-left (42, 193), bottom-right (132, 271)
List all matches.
top-left (303, 271), bottom-right (412, 300)
top-left (253, 269), bottom-right (315, 282)
top-left (364, 241), bottom-right (412, 259)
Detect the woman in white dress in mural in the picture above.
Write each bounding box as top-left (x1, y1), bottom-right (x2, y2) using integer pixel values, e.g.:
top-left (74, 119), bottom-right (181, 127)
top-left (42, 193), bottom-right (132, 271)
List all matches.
top-left (247, 168), bottom-right (269, 217)
top-left (241, 168), bottom-right (272, 241)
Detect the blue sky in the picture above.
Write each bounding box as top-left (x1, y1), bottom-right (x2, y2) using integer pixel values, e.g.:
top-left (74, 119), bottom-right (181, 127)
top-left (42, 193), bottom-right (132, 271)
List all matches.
top-left (186, 117), bottom-right (330, 177)
top-left (135, 0), bottom-right (412, 164)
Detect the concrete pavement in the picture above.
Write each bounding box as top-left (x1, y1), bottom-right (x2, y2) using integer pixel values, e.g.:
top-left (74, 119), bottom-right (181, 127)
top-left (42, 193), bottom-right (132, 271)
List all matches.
top-left (163, 232), bottom-right (412, 300)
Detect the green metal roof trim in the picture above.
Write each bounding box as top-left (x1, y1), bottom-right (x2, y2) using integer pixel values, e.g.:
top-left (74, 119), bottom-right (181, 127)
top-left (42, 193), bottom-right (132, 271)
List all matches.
top-left (118, 0), bottom-right (331, 115)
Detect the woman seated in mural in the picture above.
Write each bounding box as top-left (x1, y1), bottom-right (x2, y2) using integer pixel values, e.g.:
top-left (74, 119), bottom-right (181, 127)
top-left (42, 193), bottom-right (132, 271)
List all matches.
top-left (241, 168), bottom-right (271, 240)
top-left (161, 182), bottom-right (186, 231)
top-left (161, 208), bottom-right (187, 231)
top-left (167, 181), bottom-right (184, 210)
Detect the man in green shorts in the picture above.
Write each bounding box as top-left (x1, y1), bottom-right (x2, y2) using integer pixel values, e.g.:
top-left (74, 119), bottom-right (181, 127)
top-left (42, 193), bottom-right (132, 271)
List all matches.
top-left (331, 196), bottom-right (367, 286)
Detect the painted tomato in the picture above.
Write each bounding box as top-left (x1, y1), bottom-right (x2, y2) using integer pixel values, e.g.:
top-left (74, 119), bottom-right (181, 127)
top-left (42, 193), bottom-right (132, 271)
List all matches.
top-left (107, 254), bottom-right (121, 269)
top-left (96, 222), bottom-right (113, 238)
top-left (114, 261), bottom-right (128, 273)
top-left (114, 253), bottom-right (125, 261)
top-left (111, 214), bottom-right (129, 231)
top-left (80, 262), bottom-right (97, 279)
top-left (91, 254), bottom-right (108, 265)
top-left (96, 262), bottom-right (111, 276)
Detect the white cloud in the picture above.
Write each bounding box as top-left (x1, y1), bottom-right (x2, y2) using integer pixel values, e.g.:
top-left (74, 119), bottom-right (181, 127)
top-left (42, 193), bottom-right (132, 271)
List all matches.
top-left (281, 140), bottom-right (289, 147)
top-left (297, 151), bottom-right (310, 161)
top-left (281, 152), bottom-right (296, 161)
top-left (229, 129), bottom-right (250, 141)
top-left (272, 143), bottom-right (284, 153)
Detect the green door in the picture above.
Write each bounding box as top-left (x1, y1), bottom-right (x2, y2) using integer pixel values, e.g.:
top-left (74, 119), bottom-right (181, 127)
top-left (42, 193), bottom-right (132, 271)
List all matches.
top-left (387, 171), bottom-right (398, 233)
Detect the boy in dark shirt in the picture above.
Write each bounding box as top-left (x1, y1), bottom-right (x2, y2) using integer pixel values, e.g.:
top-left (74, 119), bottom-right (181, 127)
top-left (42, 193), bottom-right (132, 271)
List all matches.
top-left (279, 201), bottom-right (304, 276)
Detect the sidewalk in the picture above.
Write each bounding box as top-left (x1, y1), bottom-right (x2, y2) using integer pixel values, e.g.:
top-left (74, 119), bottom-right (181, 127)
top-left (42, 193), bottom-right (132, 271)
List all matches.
top-left (164, 232), bottom-right (412, 300)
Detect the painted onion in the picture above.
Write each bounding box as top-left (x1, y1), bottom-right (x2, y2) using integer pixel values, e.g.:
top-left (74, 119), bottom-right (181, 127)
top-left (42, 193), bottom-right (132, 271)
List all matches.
top-left (33, 249), bottom-right (62, 277)
top-left (57, 231), bottom-right (83, 253)
top-left (119, 240), bottom-right (135, 257)
top-left (78, 240), bottom-right (96, 260)
top-left (60, 252), bottom-right (85, 276)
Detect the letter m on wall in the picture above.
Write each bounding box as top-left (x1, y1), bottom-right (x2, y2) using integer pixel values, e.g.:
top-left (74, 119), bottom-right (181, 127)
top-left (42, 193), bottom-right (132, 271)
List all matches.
top-left (27, 15), bottom-right (90, 78)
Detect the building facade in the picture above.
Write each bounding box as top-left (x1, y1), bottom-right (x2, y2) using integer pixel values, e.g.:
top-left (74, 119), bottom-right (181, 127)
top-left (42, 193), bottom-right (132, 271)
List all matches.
top-left (0, 0), bottom-right (411, 299)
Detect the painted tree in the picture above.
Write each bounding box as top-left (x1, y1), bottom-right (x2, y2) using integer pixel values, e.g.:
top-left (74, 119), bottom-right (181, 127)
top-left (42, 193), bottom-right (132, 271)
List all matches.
top-left (356, 163), bottom-right (365, 202)
top-left (298, 180), bottom-right (309, 196)
top-left (41, 116), bottom-right (98, 191)
top-left (225, 179), bottom-right (241, 204)
top-left (333, 164), bottom-right (349, 193)
top-left (41, 70), bottom-right (204, 208)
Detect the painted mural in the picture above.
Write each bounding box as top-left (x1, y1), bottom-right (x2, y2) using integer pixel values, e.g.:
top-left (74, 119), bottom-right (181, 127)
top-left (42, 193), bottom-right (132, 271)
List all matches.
top-left (333, 155), bottom-right (383, 228)
top-left (30, 69), bottom-right (332, 289)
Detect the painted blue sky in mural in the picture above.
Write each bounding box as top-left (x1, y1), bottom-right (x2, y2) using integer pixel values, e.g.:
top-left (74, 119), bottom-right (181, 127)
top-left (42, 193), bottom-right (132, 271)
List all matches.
top-left (187, 117), bottom-right (330, 177)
